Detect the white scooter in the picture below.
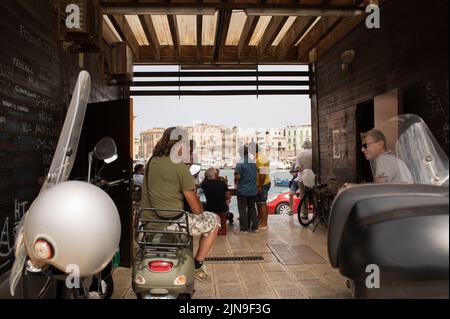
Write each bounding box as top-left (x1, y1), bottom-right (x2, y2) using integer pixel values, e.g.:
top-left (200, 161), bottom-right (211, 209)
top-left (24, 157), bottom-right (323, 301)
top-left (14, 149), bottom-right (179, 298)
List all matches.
top-left (9, 71), bottom-right (121, 299)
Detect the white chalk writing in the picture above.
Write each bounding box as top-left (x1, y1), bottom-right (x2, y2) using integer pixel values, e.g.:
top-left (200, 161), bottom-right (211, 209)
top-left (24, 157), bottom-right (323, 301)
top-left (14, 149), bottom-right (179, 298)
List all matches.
top-left (426, 81), bottom-right (447, 120)
top-left (0, 217), bottom-right (13, 258)
top-left (43, 153), bottom-right (53, 166)
top-left (22, 123), bottom-right (33, 134)
top-left (19, 25), bottom-right (59, 59)
top-left (12, 57), bottom-right (34, 75)
top-left (35, 124), bottom-right (51, 136)
top-left (38, 111), bottom-right (55, 123)
top-left (14, 199), bottom-right (28, 238)
top-left (2, 99), bottom-right (30, 113)
top-left (36, 139), bottom-right (56, 152)
top-left (0, 200), bottom-right (28, 270)
top-left (14, 85), bottom-right (38, 100)
top-left (36, 95), bottom-right (58, 111)
top-left (443, 115), bottom-right (449, 144)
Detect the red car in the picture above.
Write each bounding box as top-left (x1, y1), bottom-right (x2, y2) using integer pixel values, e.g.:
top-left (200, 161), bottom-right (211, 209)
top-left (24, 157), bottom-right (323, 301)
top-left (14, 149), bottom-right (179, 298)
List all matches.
top-left (267, 191), bottom-right (301, 215)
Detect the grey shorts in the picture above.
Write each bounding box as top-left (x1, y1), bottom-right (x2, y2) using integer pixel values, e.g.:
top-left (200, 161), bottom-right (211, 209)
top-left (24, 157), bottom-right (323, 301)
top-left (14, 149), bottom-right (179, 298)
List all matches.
top-left (170, 211), bottom-right (220, 237)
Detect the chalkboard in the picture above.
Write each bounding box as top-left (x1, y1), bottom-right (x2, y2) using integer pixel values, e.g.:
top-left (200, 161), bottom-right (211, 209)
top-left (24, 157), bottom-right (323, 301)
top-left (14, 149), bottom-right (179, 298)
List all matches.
top-left (0, 1), bottom-right (64, 276)
top-left (403, 78), bottom-right (449, 155)
top-left (0, 1), bottom-right (122, 280)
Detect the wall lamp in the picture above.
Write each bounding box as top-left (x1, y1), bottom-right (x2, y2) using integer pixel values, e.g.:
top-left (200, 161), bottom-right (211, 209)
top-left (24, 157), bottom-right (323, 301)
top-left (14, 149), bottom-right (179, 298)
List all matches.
top-left (340, 50), bottom-right (356, 71)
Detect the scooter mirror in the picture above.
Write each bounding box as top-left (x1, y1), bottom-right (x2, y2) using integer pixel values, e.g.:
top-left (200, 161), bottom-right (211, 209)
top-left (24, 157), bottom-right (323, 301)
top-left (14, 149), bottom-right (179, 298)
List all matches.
top-left (93, 137), bottom-right (118, 163)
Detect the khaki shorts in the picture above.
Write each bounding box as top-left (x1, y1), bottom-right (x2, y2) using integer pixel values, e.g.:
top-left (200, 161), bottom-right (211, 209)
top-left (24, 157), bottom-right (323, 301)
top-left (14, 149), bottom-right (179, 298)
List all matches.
top-left (169, 211), bottom-right (220, 237)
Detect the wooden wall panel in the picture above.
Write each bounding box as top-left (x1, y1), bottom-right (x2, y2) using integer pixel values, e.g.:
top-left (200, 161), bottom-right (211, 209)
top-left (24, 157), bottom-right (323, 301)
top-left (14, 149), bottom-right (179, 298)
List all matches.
top-left (314, 0), bottom-right (449, 191)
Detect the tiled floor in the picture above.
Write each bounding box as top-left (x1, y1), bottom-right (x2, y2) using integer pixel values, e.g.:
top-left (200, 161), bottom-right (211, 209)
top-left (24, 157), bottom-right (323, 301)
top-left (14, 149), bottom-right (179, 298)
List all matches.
top-left (112, 215), bottom-right (351, 299)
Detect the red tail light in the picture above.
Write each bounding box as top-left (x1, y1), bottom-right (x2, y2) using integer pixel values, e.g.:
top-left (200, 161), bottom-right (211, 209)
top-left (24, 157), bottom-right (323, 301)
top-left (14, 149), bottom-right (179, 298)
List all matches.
top-left (148, 261), bottom-right (173, 272)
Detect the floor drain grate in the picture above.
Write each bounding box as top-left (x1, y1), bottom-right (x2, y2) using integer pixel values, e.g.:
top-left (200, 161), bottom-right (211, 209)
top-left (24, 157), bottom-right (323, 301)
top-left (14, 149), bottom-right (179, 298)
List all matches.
top-left (205, 256), bottom-right (264, 263)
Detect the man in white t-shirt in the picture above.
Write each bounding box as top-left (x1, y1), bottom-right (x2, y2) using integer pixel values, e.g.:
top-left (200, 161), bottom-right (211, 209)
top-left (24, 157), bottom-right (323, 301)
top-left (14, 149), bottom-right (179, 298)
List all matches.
top-left (373, 151), bottom-right (413, 183)
top-left (288, 140), bottom-right (313, 214)
top-left (362, 129), bottom-right (413, 183)
top-left (295, 141), bottom-right (313, 173)
top-left (340, 129), bottom-right (413, 191)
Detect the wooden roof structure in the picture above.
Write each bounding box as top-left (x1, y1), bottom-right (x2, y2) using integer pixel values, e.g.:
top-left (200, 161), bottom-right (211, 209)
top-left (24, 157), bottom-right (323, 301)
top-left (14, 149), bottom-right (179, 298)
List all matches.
top-left (100, 0), bottom-right (371, 66)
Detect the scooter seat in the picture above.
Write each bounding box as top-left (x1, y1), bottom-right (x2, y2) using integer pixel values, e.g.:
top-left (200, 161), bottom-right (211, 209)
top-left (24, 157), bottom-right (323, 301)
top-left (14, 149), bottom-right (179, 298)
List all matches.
top-left (328, 184), bottom-right (449, 298)
top-left (328, 183), bottom-right (449, 268)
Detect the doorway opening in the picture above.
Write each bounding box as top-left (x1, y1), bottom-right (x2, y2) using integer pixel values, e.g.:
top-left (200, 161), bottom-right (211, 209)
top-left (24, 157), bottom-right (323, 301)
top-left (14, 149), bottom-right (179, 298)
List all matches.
top-left (355, 100), bottom-right (374, 183)
top-left (132, 64), bottom-right (312, 217)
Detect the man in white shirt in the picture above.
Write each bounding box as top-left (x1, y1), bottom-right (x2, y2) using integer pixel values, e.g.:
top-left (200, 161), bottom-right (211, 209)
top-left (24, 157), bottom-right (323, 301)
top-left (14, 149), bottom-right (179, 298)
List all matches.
top-left (361, 129), bottom-right (413, 183)
top-left (295, 140), bottom-right (313, 173)
top-left (340, 129), bottom-right (413, 191)
top-left (288, 140), bottom-right (313, 214)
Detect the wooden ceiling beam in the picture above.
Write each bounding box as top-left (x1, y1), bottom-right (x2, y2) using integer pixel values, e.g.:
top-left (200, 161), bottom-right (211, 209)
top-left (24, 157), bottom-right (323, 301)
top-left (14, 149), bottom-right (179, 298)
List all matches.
top-left (167, 14), bottom-right (181, 61)
top-left (101, 2), bottom-right (364, 14)
top-left (108, 15), bottom-right (140, 60)
top-left (102, 17), bottom-right (119, 45)
top-left (276, 17), bottom-right (316, 61)
top-left (313, 0), bottom-right (369, 61)
top-left (237, 16), bottom-right (259, 60)
top-left (197, 14), bottom-right (202, 61)
top-left (138, 15), bottom-right (160, 60)
top-left (196, 0), bottom-right (203, 61)
top-left (297, 16), bottom-right (342, 62)
top-left (213, 9), bottom-right (232, 61)
top-left (258, 16), bottom-right (289, 57)
top-left (138, 45), bottom-right (304, 64)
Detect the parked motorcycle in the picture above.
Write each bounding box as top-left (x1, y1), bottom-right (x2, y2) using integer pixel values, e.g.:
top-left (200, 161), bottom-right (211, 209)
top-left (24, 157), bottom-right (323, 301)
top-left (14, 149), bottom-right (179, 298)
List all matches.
top-left (9, 71), bottom-right (122, 299)
top-left (328, 114), bottom-right (449, 298)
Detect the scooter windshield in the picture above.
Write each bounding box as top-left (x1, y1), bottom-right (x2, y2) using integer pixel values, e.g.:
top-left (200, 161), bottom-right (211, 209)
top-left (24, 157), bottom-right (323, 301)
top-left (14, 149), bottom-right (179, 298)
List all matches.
top-left (40, 71), bottom-right (91, 192)
top-left (365, 114), bottom-right (449, 186)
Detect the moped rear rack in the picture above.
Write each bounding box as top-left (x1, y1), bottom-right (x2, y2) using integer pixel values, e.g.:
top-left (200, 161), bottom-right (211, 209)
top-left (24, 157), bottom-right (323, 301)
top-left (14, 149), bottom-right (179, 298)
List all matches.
top-left (135, 208), bottom-right (191, 250)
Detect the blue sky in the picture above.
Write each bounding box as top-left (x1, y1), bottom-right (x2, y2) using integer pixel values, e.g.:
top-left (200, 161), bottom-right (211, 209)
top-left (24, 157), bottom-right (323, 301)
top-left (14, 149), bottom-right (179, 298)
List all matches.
top-left (132, 65), bottom-right (311, 137)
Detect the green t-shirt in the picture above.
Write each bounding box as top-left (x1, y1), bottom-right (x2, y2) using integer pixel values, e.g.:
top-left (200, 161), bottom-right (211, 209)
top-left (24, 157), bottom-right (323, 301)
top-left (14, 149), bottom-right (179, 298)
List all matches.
top-left (141, 156), bottom-right (195, 219)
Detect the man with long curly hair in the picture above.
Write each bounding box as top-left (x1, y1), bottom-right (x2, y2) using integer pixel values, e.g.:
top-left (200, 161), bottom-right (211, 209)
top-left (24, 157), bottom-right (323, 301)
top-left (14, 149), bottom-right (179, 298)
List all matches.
top-left (141, 127), bottom-right (220, 283)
